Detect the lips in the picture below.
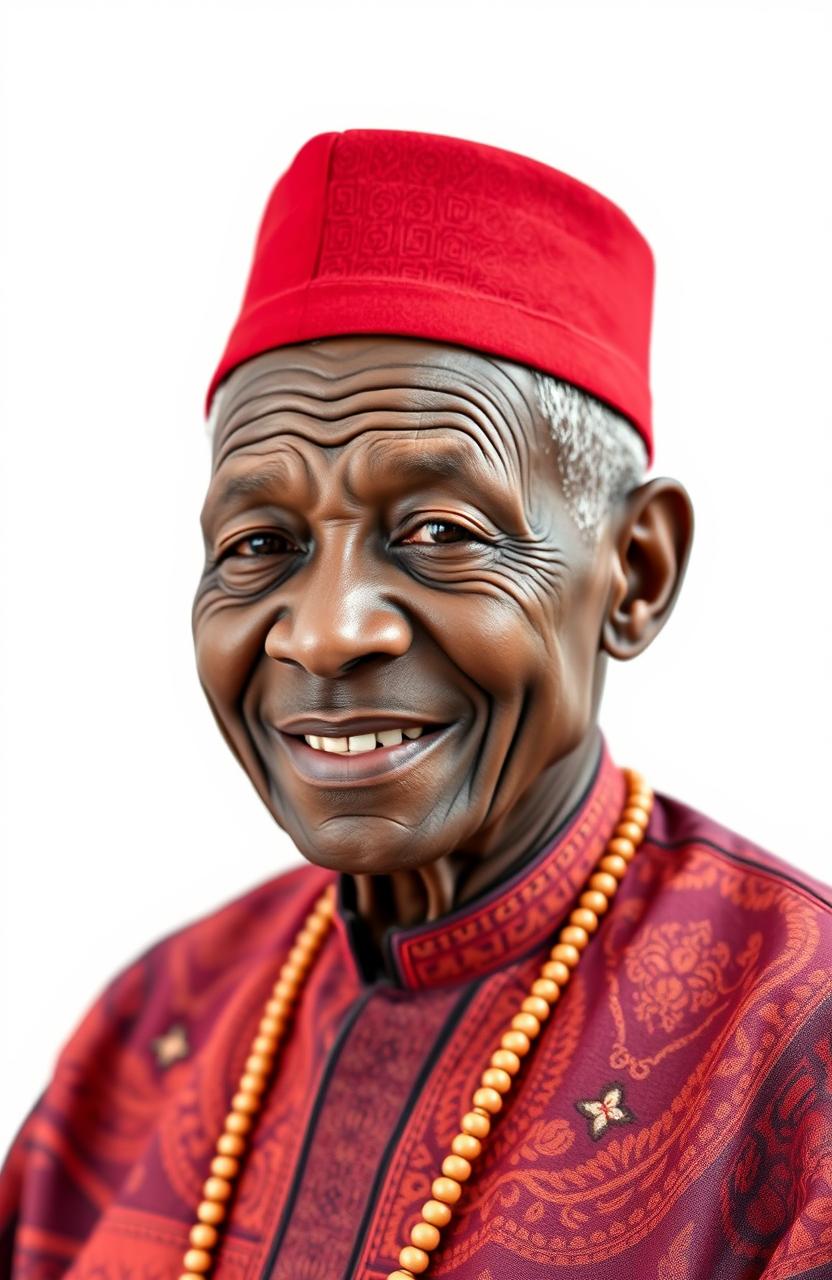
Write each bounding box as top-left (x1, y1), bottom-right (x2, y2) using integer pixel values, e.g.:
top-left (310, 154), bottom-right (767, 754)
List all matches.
top-left (276, 714), bottom-right (443, 737)
top-left (272, 721), bottom-right (453, 786)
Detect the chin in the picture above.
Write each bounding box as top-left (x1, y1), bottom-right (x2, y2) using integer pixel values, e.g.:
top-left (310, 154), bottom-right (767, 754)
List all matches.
top-left (291, 813), bottom-right (450, 878)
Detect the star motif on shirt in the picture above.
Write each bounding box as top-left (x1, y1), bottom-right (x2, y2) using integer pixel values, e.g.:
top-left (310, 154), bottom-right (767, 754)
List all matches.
top-left (151, 1022), bottom-right (189, 1069)
top-left (575, 1081), bottom-right (635, 1141)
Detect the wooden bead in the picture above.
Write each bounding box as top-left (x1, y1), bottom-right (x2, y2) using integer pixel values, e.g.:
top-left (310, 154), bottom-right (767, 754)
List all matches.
top-left (550, 943), bottom-right (581, 968)
top-left (210, 1155), bottom-right (239, 1179)
top-left (239, 1072), bottom-right (267, 1095)
top-left (541, 960), bottom-right (571, 986)
top-left (196, 1199), bottom-right (226, 1225)
top-left (531, 978), bottom-right (560, 1004)
top-left (264, 998), bottom-right (288, 1019)
top-left (422, 1198), bottom-right (453, 1227)
top-left (231, 1091), bottom-right (261, 1115)
top-left (190, 1222), bottom-right (219, 1248)
top-left (399, 1245), bottom-right (430, 1273)
top-left (280, 962), bottom-right (305, 985)
top-left (452, 1132), bottom-right (482, 1160)
top-left (315, 893), bottom-right (335, 917)
top-left (387, 1272), bottom-right (415, 1280)
top-left (560, 925), bottom-right (589, 949)
top-left (305, 912), bottom-right (328, 935)
top-left (490, 1048), bottom-right (521, 1074)
top-left (216, 1132), bottom-right (245, 1157)
top-left (579, 891), bottom-right (609, 915)
top-left (511, 1011), bottom-right (541, 1038)
top-left (624, 768), bottom-right (648, 790)
top-left (252, 1034), bottom-right (278, 1057)
top-left (461, 1110), bottom-right (491, 1138)
top-left (202, 1176), bottom-right (232, 1202)
top-left (521, 995), bottom-right (550, 1021)
top-left (411, 1220), bottom-right (441, 1251)
top-left (442, 1154), bottom-right (472, 1181)
top-left (589, 872), bottom-right (619, 897)
top-left (623, 806), bottom-right (649, 828)
top-left (472, 1086), bottom-right (503, 1114)
top-left (598, 854), bottom-right (628, 878)
top-left (628, 790), bottom-right (653, 809)
top-left (245, 1053), bottom-right (272, 1077)
top-left (288, 945), bottom-right (311, 968)
top-left (481, 1067), bottom-right (512, 1094)
top-left (273, 980), bottom-right (297, 1003)
top-left (224, 1111), bottom-right (252, 1135)
top-left (501, 1029), bottom-right (531, 1056)
top-left (616, 821), bottom-right (643, 843)
top-left (296, 927), bottom-right (319, 950)
top-left (179, 1272), bottom-right (205, 1280)
top-left (183, 1250), bottom-right (212, 1273)
top-left (432, 1175), bottom-right (463, 1204)
top-left (570, 907), bottom-right (599, 932)
top-left (258, 1016), bottom-right (283, 1038)
top-left (608, 836), bottom-right (636, 860)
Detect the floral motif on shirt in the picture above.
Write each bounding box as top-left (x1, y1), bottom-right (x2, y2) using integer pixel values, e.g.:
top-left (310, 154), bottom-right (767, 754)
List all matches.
top-left (624, 919), bottom-right (733, 1034)
top-left (575, 1081), bottom-right (635, 1141)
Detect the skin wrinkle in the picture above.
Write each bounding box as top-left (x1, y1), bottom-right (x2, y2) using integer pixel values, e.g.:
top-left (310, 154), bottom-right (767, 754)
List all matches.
top-left (193, 335), bottom-right (693, 951)
top-left (214, 355), bottom-right (522, 476)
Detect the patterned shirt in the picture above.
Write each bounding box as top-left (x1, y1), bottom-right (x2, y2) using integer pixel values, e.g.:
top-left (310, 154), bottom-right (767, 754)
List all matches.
top-left (2, 741), bottom-right (831, 1278)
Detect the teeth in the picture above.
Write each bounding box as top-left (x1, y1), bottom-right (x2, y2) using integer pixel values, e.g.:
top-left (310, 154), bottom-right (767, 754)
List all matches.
top-left (303, 725), bottom-right (427, 754)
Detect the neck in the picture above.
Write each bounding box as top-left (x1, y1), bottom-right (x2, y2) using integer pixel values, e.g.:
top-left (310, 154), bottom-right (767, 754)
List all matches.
top-left (350, 727), bottom-right (603, 960)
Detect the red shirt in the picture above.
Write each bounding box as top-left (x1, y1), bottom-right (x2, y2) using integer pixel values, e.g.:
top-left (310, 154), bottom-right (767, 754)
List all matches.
top-left (2, 742), bottom-right (831, 1278)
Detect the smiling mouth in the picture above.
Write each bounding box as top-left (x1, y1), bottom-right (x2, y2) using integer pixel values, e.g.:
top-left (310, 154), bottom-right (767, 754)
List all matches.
top-left (275, 722), bottom-right (453, 786)
top-left (301, 725), bottom-right (427, 754)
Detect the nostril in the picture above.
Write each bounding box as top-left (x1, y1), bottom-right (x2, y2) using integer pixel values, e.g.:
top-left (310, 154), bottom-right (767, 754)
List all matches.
top-left (340, 653), bottom-right (378, 674)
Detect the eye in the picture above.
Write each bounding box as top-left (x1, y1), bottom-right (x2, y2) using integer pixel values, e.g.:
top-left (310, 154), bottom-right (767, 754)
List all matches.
top-left (398, 519), bottom-right (487, 546)
top-left (219, 531), bottom-right (299, 560)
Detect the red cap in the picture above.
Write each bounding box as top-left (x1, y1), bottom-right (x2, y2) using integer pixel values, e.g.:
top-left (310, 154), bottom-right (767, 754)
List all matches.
top-left (206, 129), bottom-right (655, 460)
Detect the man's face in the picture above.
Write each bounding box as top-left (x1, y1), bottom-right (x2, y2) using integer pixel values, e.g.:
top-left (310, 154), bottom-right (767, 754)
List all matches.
top-left (193, 336), bottom-right (616, 875)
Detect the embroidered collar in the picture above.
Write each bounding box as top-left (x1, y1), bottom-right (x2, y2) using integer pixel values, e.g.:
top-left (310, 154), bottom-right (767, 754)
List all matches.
top-left (335, 738), bottom-right (626, 992)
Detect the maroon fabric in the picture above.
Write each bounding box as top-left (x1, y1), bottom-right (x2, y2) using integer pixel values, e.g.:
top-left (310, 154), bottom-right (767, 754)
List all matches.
top-left (2, 741), bottom-right (832, 1278)
top-left (205, 130), bottom-right (656, 460)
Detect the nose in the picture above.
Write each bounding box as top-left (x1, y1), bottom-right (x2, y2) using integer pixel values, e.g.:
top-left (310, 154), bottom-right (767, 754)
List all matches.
top-left (264, 530), bottom-right (413, 677)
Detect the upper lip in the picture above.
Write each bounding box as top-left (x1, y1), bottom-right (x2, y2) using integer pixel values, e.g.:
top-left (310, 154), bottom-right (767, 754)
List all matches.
top-left (276, 713), bottom-right (446, 737)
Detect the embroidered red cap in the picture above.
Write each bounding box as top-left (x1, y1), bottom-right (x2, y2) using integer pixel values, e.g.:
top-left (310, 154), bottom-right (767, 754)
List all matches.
top-left (206, 129), bottom-right (655, 459)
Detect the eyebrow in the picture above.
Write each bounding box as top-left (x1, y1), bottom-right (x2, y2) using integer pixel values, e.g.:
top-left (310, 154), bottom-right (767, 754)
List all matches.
top-left (207, 457), bottom-right (302, 511)
top-left (361, 443), bottom-right (520, 527)
top-left (205, 441), bottom-right (519, 528)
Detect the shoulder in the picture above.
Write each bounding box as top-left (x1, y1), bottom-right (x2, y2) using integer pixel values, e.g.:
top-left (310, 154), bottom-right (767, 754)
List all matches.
top-left (54, 859), bottom-right (333, 1072)
top-left (646, 787), bottom-right (832, 919)
top-left (633, 787), bottom-right (832, 1040)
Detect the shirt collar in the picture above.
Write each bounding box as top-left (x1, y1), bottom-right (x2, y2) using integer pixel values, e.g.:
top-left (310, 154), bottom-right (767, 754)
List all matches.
top-left (335, 737), bottom-right (625, 992)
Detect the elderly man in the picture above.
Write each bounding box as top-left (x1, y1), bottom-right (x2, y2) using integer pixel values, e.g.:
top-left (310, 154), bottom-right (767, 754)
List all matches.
top-left (2, 130), bottom-right (831, 1280)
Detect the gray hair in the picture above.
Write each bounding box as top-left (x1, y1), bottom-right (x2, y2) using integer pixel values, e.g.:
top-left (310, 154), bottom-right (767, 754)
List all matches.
top-left (533, 371), bottom-right (648, 539)
top-left (204, 369), bottom-right (648, 541)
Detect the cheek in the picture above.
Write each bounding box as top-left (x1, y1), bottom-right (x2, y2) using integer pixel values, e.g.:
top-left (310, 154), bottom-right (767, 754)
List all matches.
top-left (426, 582), bottom-right (559, 704)
top-left (193, 593), bottom-right (267, 714)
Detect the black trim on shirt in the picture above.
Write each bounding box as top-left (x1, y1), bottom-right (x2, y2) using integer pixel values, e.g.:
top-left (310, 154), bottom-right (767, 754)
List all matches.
top-left (341, 981), bottom-right (479, 1280)
top-left (259, 987), bottom-right (373, 1279)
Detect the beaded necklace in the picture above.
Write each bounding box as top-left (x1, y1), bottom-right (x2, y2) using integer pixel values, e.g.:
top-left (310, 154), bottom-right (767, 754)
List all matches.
top-left (178, 768), bottom-right (652, 1279)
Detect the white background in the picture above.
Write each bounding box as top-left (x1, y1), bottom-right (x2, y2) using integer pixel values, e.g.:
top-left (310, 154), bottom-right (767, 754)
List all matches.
top-left (1, 0), bottom-right (830, 1158)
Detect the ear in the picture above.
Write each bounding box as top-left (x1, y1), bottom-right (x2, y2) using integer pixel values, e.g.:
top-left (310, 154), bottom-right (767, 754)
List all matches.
top-left (601, 477), bottom-right (694, 660)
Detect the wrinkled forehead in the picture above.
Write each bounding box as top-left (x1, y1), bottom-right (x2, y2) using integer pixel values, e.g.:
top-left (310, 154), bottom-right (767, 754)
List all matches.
top-left (208, 336), bottom-right (549, 474)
